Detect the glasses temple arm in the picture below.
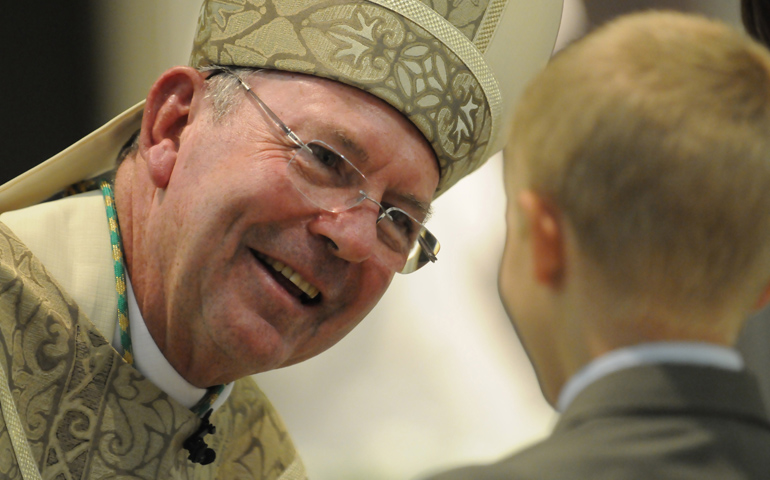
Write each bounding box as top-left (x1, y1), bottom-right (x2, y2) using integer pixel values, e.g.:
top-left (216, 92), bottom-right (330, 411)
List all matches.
top-left (221, 67), bottom-right (305, 148)
top-left (417, 233), bottom-right (437, 263)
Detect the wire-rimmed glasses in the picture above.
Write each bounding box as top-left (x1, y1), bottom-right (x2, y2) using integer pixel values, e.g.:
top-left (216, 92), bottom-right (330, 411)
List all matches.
top-left (211, 67), bottom-right (440, 274)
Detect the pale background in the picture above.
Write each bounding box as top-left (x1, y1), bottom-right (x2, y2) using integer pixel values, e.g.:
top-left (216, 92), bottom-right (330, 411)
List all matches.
top-left (86, 1), bottom-right (743, 479)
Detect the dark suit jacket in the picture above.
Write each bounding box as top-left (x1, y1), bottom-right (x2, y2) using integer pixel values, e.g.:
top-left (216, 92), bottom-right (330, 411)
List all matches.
top-left (738, 306), bottom-right (770, 412)
top-left (428, 364), bottom-right (770, 479)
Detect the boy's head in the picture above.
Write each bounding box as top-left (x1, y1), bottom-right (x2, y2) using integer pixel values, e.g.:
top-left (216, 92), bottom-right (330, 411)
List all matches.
top-left (500, 11), bottom-right (770, 404)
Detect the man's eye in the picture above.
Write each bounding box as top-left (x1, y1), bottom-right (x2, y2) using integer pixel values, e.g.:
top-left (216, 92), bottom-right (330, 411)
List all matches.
top-left (307, 143), bottom-right (343, 168)
top-left (386, 209), bottom-right (416, 237)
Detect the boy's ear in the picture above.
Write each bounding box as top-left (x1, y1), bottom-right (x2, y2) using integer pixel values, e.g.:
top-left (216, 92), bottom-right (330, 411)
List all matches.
top-left (518, 190), bottom-right (565, 288)
top-left (753, 282), bottom-right (770, 312)
top-left (138, 66), bottom-right (206, 189)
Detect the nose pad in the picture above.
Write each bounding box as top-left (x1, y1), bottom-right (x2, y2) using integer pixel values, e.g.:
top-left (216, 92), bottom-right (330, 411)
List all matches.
top-left (308, 203), bottom-right (381, 264)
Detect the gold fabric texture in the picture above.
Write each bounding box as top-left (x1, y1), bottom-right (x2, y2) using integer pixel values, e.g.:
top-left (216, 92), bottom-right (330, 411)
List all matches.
top-left (190, 0), bottom-right (504, 196)
top-left (0, 223), bottom-right (303, 480)
top-left (0, 349), bottom-right (42, 480)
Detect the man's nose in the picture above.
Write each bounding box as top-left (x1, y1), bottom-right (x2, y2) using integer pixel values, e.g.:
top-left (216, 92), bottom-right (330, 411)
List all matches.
top-left (308, 203), bottom-right (381, 265)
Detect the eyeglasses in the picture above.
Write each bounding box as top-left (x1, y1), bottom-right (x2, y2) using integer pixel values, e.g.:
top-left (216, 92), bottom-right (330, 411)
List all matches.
top-left (212, 68), bottom-right (440, 274)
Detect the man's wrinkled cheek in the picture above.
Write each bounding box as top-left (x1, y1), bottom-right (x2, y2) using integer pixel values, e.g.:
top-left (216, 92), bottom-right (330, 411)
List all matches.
top-left (357, 268), bottom-right (396, 317)
top-left (325, 267), bottom-right (391, 331)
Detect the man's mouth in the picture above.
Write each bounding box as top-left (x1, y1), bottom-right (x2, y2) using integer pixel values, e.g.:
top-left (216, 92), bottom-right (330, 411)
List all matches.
top-left (251, 250), bottom-right (321, 303)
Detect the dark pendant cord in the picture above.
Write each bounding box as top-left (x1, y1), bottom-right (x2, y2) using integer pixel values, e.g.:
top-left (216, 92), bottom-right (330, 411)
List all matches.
top-left (183, 409), bottom-right (217, 465)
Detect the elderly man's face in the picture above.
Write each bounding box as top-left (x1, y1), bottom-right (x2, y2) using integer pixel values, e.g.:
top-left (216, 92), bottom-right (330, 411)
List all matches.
top-left (136, 70), bottom-right (439, 386)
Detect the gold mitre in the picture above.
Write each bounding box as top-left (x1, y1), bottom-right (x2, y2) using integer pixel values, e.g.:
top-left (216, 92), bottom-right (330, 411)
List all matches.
top-left (191, 0), bottom-right (563, 196)
top-left (0, 0), bottom-right (562, 211)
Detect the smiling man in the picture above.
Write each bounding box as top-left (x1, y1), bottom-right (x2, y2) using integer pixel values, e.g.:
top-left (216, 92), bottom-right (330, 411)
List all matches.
top-left (121, 67), bottom-right (440, 386)
top-left (0, 1), bottom-right (561, 479)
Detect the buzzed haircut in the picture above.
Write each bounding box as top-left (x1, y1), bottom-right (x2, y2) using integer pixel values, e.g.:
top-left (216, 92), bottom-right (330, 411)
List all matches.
top-left (508, 11), bottom-right (770, 310)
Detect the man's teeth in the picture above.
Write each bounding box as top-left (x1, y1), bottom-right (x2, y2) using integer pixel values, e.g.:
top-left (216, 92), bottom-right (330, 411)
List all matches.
top-left (257, 253), bottom-right (319, 299)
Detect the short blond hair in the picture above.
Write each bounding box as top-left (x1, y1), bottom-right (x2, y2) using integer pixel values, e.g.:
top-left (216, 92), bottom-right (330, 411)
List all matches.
top-left (508, 11), bottom-right (770, 309)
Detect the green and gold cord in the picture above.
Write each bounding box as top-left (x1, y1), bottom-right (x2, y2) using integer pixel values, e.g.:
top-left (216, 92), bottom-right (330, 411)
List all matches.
top-left (191, 385), bottom-right (227, 417)
top-left (100, 181), bottom-right (133, 365)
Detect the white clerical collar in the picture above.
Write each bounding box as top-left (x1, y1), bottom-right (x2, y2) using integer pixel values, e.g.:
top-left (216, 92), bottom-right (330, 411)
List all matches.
top-left (111, 275), bottom-right (233, 413)
top-left (556, 342), bottom-right (744, 413)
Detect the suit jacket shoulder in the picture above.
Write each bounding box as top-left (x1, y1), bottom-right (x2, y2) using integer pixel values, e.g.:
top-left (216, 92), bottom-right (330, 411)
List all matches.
top-left (428, 364), bottom-right (770, 480)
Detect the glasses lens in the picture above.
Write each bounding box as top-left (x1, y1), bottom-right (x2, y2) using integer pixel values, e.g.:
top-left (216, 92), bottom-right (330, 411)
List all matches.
top-left (377, 209), bottom-right (419, 257)
top-left (376, 207), bottom-right (440, 274)
top-left (399, 228), bottom-right (440, 274)
top-left (287, 141), bottom-right (367, 212)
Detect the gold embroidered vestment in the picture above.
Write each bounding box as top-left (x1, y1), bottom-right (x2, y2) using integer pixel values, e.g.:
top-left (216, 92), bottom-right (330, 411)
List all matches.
top-left (0, 222), bottom-right (304, 479)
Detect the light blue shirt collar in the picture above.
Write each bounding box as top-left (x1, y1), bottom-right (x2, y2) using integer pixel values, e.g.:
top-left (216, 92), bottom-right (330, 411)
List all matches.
top-left (556, 342), bottom-right (744, 412)
top-left (112, 275), bottom-right (233, 413)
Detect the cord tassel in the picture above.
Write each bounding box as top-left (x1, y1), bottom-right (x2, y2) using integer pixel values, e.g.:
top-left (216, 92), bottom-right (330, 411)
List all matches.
top-left (183, 409), bottom-right (217, 465)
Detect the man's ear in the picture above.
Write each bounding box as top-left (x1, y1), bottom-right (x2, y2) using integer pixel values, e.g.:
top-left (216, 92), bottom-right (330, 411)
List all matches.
top-left (518, 190), bottom-right (565, 288)
top-left (138, 66), bottom-right (206, 189)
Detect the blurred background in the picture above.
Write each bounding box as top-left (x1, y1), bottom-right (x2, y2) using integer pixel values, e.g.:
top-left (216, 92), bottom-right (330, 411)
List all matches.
top-left (4, 1), bottom-right (759, 479)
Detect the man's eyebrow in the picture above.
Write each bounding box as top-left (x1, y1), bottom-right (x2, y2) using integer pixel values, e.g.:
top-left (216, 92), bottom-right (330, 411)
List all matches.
top-left (333, 130), bottom-right (370, 165)
top-left (398, 193), bottom-right (433, 223)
